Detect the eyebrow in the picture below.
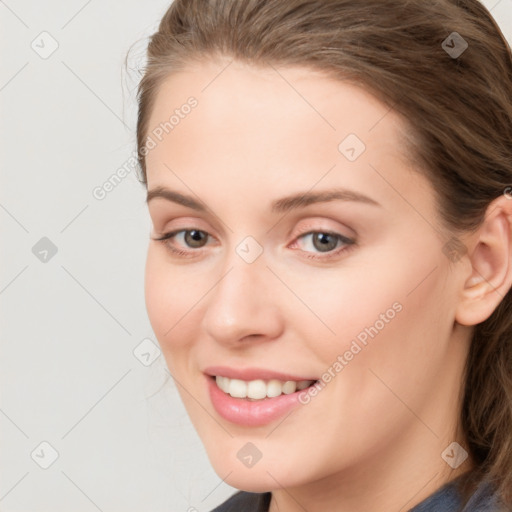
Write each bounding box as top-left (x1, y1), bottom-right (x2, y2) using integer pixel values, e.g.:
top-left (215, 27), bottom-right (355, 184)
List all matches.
top-left (146, 186), bottom-right (381, 213)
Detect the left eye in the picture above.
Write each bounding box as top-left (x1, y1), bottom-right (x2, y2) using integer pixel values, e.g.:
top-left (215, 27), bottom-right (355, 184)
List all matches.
top-left (294, 231), bottom-right (352, 253)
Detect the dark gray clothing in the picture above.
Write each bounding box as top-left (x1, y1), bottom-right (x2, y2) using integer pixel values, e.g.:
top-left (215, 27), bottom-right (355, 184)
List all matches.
top-left (211, 472), bottom-right (508, 511)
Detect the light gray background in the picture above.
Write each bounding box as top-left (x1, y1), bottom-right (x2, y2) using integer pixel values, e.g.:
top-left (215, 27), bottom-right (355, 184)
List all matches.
top-left (1, 1), bottom-right (511, 511)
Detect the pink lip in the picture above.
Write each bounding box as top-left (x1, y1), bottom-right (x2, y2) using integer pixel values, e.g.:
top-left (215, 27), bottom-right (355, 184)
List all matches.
top-left (203, 365), bottom-right (317, 382)
top-left (205, 373), bottom-right (318, 427)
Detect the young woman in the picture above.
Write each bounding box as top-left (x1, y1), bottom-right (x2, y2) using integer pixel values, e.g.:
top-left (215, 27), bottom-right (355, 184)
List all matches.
top-left (135, 1), bottom-right (512, 510)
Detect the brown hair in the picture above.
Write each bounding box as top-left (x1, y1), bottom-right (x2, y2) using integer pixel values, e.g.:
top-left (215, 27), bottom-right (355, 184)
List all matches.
top-left (134, 0), bottom-right (512, 507)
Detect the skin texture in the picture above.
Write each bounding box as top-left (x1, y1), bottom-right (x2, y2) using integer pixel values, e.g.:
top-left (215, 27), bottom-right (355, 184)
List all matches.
top-left (143, 57), bottom-right (512, 512)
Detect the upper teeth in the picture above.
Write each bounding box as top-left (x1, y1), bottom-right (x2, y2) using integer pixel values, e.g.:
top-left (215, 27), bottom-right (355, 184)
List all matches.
top-left (215, 376), bottom-right (315, 400)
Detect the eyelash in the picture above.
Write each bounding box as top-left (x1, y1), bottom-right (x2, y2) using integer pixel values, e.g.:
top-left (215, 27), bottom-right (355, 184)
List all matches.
top-left (152, 228), bottom-right (356, 261)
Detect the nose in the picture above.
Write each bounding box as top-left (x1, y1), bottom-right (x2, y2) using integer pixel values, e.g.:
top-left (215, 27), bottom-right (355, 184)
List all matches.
top-left (200, 253), bottom-right (284, 346)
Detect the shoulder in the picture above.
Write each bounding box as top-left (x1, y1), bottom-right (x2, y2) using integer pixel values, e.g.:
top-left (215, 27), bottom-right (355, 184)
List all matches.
top-left (210, 491), bottom-right (272, 512)
top-left (461, 479), bottom-right (510, 512)
top-left (410, 473), bottom-right (510, 512)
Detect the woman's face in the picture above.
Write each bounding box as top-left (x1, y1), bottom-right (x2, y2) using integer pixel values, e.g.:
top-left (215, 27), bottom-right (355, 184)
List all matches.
top-left (144, 58), bottom-right (471, 491)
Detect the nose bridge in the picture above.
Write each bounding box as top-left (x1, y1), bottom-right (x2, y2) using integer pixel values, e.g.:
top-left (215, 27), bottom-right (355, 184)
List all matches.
top-left (201, 239), bottom-right (282, 343)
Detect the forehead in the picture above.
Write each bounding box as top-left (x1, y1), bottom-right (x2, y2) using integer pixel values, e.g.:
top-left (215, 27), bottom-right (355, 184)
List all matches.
top-left (144, 59), bottom-right (430, 219)
top-left (148, 60), bottom-right (408, 156)
top-left (146, 58), bottom-right (405, 141)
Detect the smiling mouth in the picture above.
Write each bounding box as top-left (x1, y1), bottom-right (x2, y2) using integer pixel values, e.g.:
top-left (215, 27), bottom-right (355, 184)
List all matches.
top-left (212, 375), bottom-right (319, 401)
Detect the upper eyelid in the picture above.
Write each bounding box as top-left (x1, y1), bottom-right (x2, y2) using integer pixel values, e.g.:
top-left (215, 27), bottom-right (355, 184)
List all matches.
top-left (157, 215), bottom-right (354, 237)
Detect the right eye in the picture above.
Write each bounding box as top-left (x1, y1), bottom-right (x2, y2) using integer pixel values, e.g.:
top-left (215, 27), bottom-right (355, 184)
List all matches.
top-left (152, 229), bottom-right (214, 256)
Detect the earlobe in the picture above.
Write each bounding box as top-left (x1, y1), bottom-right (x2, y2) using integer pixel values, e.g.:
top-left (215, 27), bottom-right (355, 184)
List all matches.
top-left (455, 196), bottom-right (512, 327)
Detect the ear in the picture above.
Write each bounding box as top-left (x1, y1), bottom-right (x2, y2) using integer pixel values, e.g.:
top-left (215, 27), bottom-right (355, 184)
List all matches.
top-left (455, 193), bottom-right (512, 326)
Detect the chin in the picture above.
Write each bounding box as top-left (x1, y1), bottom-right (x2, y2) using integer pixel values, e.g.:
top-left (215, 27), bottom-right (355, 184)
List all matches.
top-left (219, 469), bottom-right (281, 493)
top-left (206, 450), bottom-right (309, 493)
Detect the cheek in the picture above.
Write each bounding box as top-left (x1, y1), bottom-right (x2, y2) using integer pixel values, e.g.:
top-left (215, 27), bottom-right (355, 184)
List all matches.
top-left (321, 249), bottom-right (455, 406)
top-left (144, 248), bottom-right (170, 337)
top-left (289, 242), bottom-right (451, 368)
top-left (144, 247), bottom-right (200, 356)
top-left (288, 265), bottom-right (407, 353)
